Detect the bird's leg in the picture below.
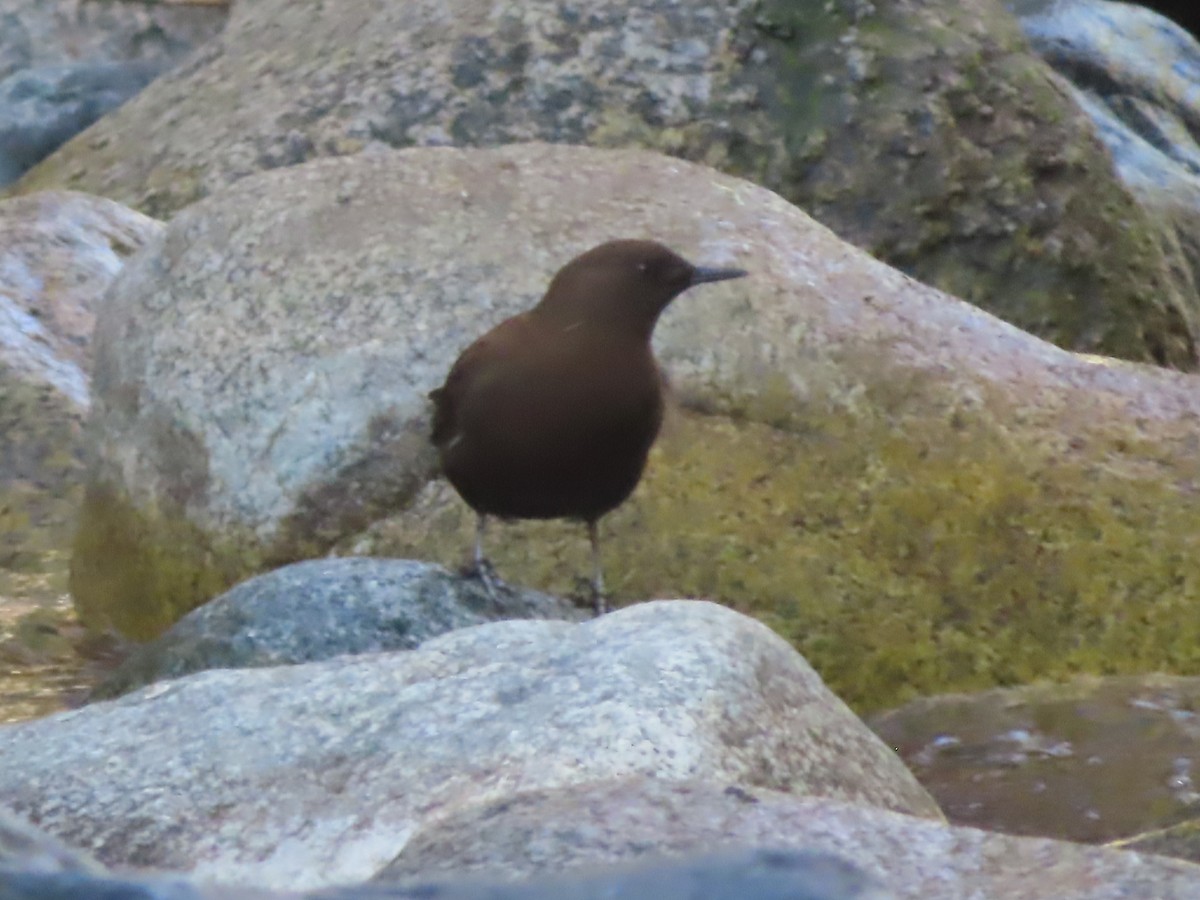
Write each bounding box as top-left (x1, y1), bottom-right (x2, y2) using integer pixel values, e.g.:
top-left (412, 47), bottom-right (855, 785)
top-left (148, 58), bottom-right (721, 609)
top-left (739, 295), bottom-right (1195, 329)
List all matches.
top-left (588, 519), bottom-right (608, 616)
top-left (467, 513), bottom-right (501, 602)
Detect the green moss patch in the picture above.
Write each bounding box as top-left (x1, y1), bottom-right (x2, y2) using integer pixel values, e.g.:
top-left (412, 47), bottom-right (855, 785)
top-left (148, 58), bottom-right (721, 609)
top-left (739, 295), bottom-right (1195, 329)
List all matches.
top-left (374, 384), bottom-right (1200, 712)
top-left (70, 482), bottom-right (261, 640)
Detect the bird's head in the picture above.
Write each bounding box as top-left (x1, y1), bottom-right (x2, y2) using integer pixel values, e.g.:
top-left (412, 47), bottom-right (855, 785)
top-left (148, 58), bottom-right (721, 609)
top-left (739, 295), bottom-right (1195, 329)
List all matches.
top-left (535, 240), bottom-right (747, 340)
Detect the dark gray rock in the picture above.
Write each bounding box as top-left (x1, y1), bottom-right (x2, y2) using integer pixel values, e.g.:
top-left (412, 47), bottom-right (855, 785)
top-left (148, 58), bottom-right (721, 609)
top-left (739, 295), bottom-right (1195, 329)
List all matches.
top-left (330, 849), bottom-right (888, 900)
top-left (0, 0), bottom-right (226, 187)
top-left (0, 0), bottom-right (226, 82)
top-left (0, 61), bottom-right (166, 186)
top-left (0, 806), bottom-right (104, 874)
top-left (0, 849), bottom-right (885, 900)
top-left (0, 873), bottom-right (209, 900)
top-left (92, 558), bottom-right (587, 699)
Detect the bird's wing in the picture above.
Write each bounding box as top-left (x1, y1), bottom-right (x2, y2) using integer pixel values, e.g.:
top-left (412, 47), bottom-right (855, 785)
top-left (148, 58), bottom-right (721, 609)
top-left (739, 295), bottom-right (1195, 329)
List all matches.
top-left (428, 316), bottom-right (530, 447)
top-left (428, 383), bottom-right (453, 446)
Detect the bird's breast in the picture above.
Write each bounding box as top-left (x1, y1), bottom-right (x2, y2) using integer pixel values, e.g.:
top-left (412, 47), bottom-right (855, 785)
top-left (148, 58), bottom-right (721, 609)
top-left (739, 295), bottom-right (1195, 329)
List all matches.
top-left (513, 346), bottom-right (661, 445)
top-left (437, 333), bottom-right (665, 520)
top-left (457, 340), bottom-right (662, 462)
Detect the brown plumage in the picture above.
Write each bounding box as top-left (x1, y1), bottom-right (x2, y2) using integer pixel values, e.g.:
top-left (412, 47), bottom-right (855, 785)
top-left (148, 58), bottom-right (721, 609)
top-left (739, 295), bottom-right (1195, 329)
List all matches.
top-left (429, 239), bottom-right (746, 613)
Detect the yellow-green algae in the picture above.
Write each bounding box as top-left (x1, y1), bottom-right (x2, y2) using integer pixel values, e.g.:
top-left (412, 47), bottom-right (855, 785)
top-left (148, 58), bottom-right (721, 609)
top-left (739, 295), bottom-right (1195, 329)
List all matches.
top-left (1114, 819), bottom-right (1200, 863)
top-left (369, 381), bottom-right (1200, 713)
top-left (70, 483), bottom-right (261, 640)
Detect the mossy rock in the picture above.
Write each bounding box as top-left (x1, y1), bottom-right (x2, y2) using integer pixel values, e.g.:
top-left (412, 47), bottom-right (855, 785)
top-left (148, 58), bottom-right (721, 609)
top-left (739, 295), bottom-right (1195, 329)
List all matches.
top-left (69, 482), bottom-right (263, 640)
top-left (373, 390), bottom-right (1200, 712)
top-left (69, 144), bottom-right (1200, 707)
top-left (739, 0), bottom-right (1196, 366)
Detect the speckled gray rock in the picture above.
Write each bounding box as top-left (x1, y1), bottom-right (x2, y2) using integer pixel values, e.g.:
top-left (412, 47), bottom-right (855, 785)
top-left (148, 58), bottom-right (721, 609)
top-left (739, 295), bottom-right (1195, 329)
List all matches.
top-left (1015, 0), bottom-right (1200, 331)
top-left (12, 0), bottom-right (1194, 368)
top-left (377, 778), bottom-right (1200, 899)
top-left (0, 601), bottom-right (940, 889)
top-left (1, 191), bottom-right (162, 407)
top-left (92, 558), bottom-right (588, 700)
top-left (0, 190), bottom-right (161, 575)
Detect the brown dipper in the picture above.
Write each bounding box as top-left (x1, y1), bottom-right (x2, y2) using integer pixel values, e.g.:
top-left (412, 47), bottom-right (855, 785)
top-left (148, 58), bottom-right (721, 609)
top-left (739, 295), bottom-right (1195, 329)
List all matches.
top-left (429, 239), bottom-right (747, 614)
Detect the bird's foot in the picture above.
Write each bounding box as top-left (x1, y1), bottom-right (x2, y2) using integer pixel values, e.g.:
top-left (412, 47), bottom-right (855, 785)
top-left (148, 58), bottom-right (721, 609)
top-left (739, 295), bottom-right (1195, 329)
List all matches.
top-left (462, 557), bottom-right (504, 604)
top-left (572, 575), bottom-right (610, 617)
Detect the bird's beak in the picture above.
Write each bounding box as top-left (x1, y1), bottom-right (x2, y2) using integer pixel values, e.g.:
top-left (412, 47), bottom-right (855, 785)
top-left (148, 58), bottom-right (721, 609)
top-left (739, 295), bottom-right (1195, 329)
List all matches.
top-left (689, 266), bottom-right (748, 286)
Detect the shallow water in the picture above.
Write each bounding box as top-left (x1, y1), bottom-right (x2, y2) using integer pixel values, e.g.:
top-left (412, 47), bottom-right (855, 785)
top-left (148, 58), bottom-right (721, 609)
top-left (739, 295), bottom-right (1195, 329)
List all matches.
top-left (870, 675), bottom-right (1200, 843)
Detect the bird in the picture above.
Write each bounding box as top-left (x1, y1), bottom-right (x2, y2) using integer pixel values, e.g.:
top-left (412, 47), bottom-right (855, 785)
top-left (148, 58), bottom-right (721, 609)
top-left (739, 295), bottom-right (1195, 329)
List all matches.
top-left (429, 239), bottom-right (747, 615)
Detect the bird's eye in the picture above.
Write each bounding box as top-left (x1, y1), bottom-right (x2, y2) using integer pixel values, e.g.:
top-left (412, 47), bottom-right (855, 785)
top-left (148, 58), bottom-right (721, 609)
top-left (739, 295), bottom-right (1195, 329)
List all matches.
top-left (636, 261), bottom-right (650, 274)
